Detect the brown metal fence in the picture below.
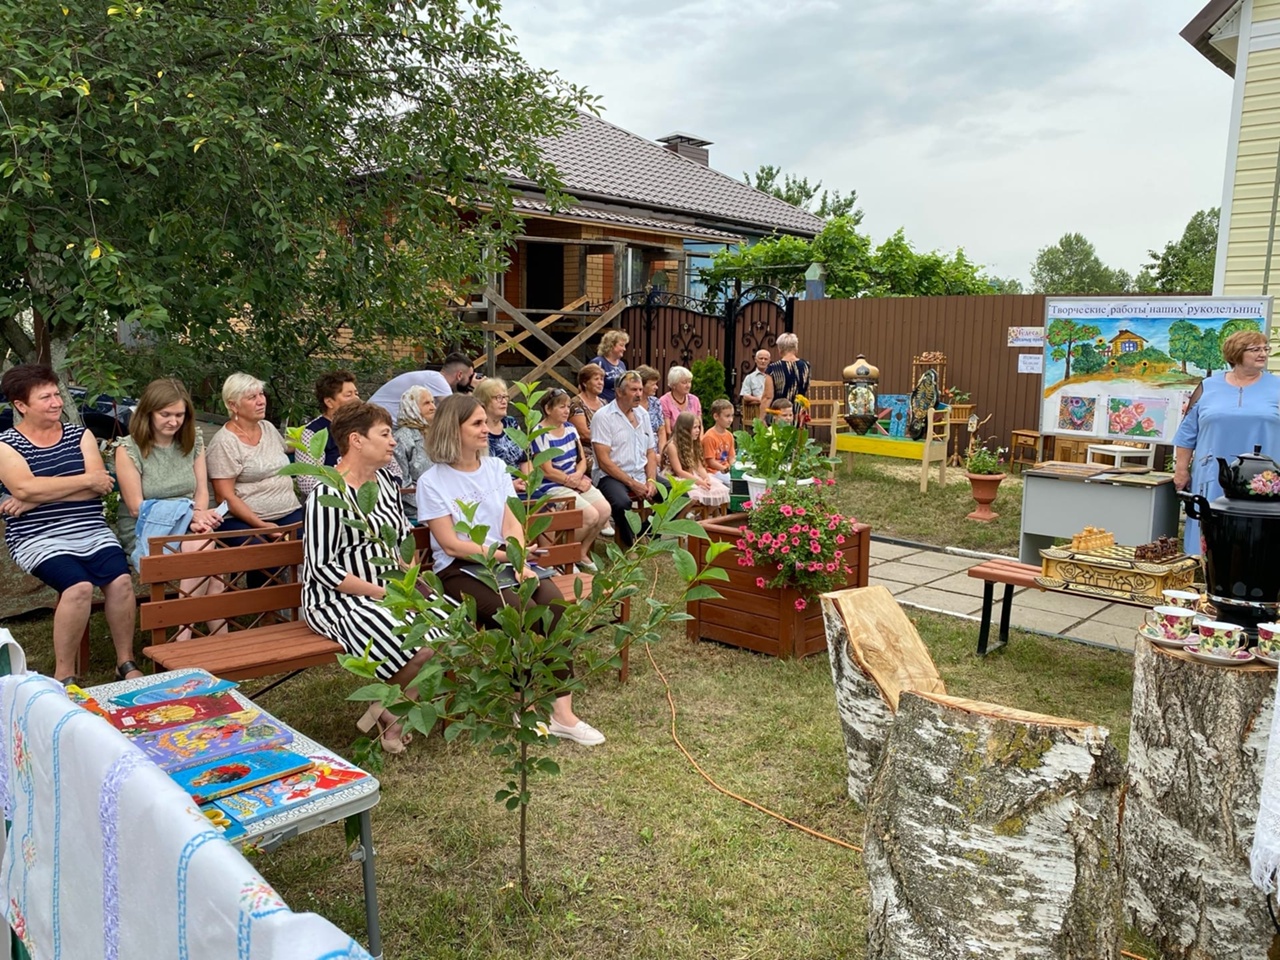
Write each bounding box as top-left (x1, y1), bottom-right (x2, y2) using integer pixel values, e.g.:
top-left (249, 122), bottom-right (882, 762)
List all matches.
top-left (794, 295), bottom-right (1049, 455)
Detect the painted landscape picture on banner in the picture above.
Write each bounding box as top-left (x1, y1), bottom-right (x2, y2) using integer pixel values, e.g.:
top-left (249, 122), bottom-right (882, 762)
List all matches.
top-left (1041, 298), bottom-right (1271, 443)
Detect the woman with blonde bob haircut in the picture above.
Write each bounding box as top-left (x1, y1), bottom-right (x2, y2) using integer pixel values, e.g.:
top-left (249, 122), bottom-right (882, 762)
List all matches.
top-left (658, 364), bottom-right (701, 434)
top-left (206, 371), bottom-right (302, 541)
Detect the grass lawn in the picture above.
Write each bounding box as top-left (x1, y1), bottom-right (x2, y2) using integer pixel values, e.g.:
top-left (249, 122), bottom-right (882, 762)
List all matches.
top-left (2, 587), bottom-right (1137, 959)
top-left (827, 454), bottom-right (1023, 555)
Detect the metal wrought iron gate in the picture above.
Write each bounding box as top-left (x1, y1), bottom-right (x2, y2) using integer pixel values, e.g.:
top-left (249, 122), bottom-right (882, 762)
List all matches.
top-left (618, 285), bottom-right (792, 393)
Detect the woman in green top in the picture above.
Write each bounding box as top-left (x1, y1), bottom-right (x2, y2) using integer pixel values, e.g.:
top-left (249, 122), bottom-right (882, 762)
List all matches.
top-left (115, 378), bottom-right (226, 638)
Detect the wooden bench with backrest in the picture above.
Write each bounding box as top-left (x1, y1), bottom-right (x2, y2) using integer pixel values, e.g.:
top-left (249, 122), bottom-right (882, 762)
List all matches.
top-left (138, 523), bottom-right (338, 696)
top-left (139, 506), bottom-right (631, 691)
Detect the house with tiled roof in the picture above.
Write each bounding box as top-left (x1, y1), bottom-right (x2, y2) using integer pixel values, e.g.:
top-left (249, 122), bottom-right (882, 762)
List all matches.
top-left (1183, 0), bottom-right (1280, 296)
top-left (494, 112), bottom-right (825, 312)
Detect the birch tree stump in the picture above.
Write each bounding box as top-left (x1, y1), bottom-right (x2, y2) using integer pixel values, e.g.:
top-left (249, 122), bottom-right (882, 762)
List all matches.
top-left (865, 691), bottom-right (1124, 960)
top-left (822, 586), bottom-right (946, 806)
top-left (1123, 637), bottom-right (1279, 960)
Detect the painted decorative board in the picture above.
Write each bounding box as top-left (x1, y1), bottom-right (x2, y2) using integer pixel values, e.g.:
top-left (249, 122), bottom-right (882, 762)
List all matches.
top-left (1040, 297), bottom-right (1272, 443)
top-left (1037, 544), bottom-right (1199, 605)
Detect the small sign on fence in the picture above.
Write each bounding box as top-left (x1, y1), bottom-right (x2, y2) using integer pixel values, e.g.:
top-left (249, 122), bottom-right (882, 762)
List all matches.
top-left (1008, 326), bottom-right (1045, 347)
top-left (1017, 354), bottom-right (1044, 374)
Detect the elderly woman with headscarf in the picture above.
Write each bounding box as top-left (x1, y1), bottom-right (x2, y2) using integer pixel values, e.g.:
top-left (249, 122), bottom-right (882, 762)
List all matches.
top-left (392, 385), bottom-right (436, 522)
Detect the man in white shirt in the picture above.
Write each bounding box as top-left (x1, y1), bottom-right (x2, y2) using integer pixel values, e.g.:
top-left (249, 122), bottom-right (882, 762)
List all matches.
top-left (592, 371), bottom-right (665, 548)
top-left (739, 348), bottom-right (770, 423)
top-left (368, 353), bottom-right (477, 423)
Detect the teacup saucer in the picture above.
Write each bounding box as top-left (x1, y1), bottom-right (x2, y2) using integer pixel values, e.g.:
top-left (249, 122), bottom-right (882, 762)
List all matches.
top-left (1255, 648), bottom-right (1280, 668)
top-left (1137, 624), bottom-right (1193, 649)
top-left (1185, 644), bottom-right (1256, 666)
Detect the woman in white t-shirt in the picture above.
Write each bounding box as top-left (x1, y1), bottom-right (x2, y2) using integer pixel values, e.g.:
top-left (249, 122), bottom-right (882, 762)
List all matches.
top-left (417, 395), bottom-right (605, 747)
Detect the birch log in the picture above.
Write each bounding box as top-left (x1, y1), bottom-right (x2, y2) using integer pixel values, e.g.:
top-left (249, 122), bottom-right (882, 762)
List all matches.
top-left (822, 586), bottom-right (946, 806)
top-left (865, 691), bottom-right (1124, 960)
top-left (1123, 637), bottom-right (1279, 959)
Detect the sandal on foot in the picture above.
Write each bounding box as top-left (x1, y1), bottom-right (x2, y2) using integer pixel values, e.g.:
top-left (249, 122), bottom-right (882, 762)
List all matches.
top-left (356, 702), bottom-right (410, 754)
top-left (115, 660), bottom-right (142, 682)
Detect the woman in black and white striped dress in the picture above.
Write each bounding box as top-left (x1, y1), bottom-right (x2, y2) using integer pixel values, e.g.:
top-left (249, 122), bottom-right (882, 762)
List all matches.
top-left (301, 401), bottom-right (448, 753)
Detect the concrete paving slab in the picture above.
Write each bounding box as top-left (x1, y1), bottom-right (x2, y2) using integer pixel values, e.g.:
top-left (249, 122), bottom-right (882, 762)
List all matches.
top-left (896, 552), bottom-right (977, 573)
top-left (1007, 608), bottom-right (1086, 637)
top-left (1063, 620), bottom-right (1138, 652)
top-left (868, 561), bottom-right (950, 587)
top-left (927, 572), bottom-right (990, 599)
top-left (1013, 590), bottom-right (1109, 618)
top-left (896, 586), bottom-right (986, 616)
top-left (868, 541), bottom-right (922, 561)
top-left (869, 576), bottom-right (913, 596)
top-left (1086, 604), bottom-right (1149, 629)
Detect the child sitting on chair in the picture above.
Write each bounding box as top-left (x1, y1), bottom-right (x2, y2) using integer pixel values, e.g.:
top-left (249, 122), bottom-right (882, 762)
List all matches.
top-left (664, 412), bottom-right (729, 510)
top-left (767, 398), bottom-right (794, 427)
top-left (701, 398), bottom-right (736, 478)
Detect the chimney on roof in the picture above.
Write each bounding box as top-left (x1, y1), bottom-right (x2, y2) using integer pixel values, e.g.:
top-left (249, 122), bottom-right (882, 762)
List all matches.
top-left (657, 132), bottom-right (712, 166)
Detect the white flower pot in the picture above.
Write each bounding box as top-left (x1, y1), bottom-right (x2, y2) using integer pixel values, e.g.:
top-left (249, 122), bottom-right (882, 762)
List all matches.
top-left (744, 474), bottom-right (817, 504)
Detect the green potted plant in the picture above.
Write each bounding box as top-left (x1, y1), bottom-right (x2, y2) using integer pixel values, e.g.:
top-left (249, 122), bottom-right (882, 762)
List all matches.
top-left (964, 440), bottom-right (1005, 522)
top-left (733, 419), bottom-right (836, 501)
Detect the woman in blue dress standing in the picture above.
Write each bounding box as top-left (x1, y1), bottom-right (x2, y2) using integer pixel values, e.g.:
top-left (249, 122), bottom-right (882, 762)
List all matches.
top-left (1173, 329), bottom-right (1280, 554)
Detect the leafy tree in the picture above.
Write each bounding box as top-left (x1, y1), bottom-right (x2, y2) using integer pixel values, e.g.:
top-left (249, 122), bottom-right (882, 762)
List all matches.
top-left (1072, 341), bottom-right (1107, 376)
top-left (1144, 209), bottom-right (1219, 294)
top-left (1030, 233), bottom-right (1132, 294)
top-left (0, 0), bottom-right (591, 419)
top-left (1046, 318), bottom-right (1103, 380)
top-left (744, 165), bottom-right (862, 222)
top-left (1167, 319), bottom-right (1201, 374)
top-left (1191, 327), bottom-right (1226, 373)
top-left (700, 217), bottom-right (993, 301)
top-left (986, 276), bottom-right (1025, 295)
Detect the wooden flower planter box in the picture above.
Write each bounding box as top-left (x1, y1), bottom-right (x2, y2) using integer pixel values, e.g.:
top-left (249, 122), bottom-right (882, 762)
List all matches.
top-left (687, 513), bottom-right (871, 659)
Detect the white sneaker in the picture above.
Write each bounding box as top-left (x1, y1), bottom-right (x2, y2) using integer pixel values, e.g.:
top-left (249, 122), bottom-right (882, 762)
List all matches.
top-left (600, 525), bottom-right (615, 537)
top-left (547, 718), bottom-right (606, 746)
top-left (577, 557), bottom-right (598, 573)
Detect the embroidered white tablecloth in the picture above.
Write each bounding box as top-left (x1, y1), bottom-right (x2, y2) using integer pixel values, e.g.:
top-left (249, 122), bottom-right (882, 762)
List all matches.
top-left (0, 663), bottom-right (371, 960)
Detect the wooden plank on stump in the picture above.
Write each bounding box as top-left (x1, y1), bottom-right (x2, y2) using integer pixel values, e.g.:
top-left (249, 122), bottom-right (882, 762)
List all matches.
top-left (865, 691), bottom-right (1124, 960)
top-left (821, 585), bottom-right (945, 805)
top-left (1123, 636), bottom-right (1280, 958)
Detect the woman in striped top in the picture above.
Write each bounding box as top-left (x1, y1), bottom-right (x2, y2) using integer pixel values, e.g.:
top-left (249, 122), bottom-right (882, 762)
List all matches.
top-left (0, 364), bottom-right (142, 685)
top-left (301, 402), bottom-right (450, 754)
top-left (528, 389), bottom-right (609, 567)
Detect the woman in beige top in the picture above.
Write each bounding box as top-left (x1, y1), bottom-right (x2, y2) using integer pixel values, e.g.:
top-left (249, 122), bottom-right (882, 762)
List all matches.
top-left (205, 372), bottom-right (303, 545)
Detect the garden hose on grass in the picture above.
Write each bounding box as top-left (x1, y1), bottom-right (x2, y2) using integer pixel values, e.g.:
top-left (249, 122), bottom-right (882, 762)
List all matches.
top-left (644, 642), bottom-right (861, 854)
top-left (645, 642), bottom-right (1156, 960)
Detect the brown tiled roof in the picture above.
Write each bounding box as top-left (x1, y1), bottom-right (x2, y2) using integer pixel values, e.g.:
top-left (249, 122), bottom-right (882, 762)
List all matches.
top-left (516, 113), bottom-right (826, 239)
top-left (511, 196), bottom-right (745, 242)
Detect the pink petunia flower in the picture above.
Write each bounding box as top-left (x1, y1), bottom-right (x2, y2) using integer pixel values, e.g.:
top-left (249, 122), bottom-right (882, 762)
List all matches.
top-left (795, 598), bottom-right (807, 611)
top-left (756, 577), bottom-right (766, 588)
top-left (781, 545), bottom-right (790, 554)
top-left (836, 535), bottom-right (845, 544)
top-left (780, 505), bottom-right (794, 516)
top-left (810, 541), bottom-right (821, 553)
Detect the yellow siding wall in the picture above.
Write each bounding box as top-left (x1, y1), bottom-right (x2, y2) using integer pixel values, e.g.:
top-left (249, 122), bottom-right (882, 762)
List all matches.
top-left (1223, 45), bottom-right (1280, 296)
top-left (1256, 1), bottom-right (1280, 20)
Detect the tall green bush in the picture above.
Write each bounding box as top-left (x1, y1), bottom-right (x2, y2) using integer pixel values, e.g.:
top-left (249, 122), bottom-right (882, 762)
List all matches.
top-left (690, 356), bottom-right (729, 429)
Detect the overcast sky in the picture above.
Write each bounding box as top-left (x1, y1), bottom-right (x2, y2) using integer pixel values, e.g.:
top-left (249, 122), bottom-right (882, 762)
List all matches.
top-left (503, 0), bottom-right (1231, 286)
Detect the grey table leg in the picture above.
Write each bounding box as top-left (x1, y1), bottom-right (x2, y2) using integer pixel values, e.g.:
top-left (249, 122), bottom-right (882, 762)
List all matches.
top-left (356, 809), bottom-right (382, 959)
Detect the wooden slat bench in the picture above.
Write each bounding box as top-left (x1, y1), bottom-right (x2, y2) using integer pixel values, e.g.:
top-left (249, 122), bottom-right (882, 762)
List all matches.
top-left (140, 508), bottom-right (632, 693)
top-left (138, 524), bottom-right (340, 696)
top-left (966, 559), bottom-right (1043, 656)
